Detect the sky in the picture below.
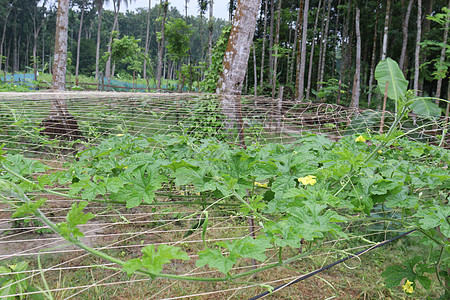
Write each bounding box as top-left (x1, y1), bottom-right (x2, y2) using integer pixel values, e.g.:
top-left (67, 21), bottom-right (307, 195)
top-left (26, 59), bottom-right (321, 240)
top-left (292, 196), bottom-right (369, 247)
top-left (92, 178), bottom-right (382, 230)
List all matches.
top-left (104, 0), bottom-right (230, 21)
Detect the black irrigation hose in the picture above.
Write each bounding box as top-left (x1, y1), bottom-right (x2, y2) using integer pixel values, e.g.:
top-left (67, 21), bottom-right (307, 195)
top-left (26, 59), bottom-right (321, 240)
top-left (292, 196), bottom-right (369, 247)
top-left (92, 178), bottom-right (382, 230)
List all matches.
top-left (249, 229), bottom-right (417, 300)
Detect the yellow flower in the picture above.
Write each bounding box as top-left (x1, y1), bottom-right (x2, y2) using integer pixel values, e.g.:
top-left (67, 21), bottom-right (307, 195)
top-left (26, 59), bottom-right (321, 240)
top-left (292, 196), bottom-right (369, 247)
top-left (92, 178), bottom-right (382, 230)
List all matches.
top-left (402, 279), bottom-right (414, 294)
top-left (116, 134), bottom-right (124, 137)
top-left (254, 182), bottom-right (268, 188)
top-left (378, 150), bottom-right (383, 154)
top-left (355, 135), bottom-right (366, 142)
top-left (298, 175), bottom-right (317, 186)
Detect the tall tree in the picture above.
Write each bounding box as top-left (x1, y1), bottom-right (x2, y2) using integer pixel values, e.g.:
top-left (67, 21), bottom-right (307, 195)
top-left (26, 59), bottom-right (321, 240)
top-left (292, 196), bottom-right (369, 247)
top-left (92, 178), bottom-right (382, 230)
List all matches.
top-left (381, 0), bottom-right (391, 60)
top-left (218, 0), bottom-right (259, 138)
top-left (351, 6), bottom-right (361, 108)
top-left (207, 0), bottom-right (214, 67)
top-left (52, 0), bottom-right (70, 90)
top-left (414, 0), bottom-right (422, 96)
top-left (317, 0), bottom-right (331, 92)
top-left (143, 0), bottom-right (151, 81)
top-left (294, 0), bottom-right (304, 97)
top-left (156, 0), bottom-right (168, 90)
top-left (306, 0), bottom-right (322, 100)
top-left (29, 1), bottom-right (46, 81)
top-left (271, 0), bottom-right (282, 98)
top-left (0, 0), bottom-right (15, 73)
top-left (260, 0), bottom-right (268, 87)
top-left (367, 0), bottom-right (380, 107)
top-left (399, 0), bottom-right (414, 72)
top-left (297, 0), bottom-right (309, 101)
top-left (75, 0), bottom-right (89, 85)
top-left (95, 0), bottom-right (105, 81)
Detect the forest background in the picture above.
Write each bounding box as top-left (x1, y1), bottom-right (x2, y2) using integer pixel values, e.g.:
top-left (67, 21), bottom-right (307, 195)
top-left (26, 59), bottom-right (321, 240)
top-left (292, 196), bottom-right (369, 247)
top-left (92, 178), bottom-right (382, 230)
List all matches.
top-left (0, 0), bottom-right (449, 111)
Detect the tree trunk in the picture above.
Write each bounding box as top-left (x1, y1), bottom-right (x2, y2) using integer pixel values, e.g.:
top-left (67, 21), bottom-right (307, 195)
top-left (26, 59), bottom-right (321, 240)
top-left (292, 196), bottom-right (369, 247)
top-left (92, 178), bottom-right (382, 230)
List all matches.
top-left (399, 0), bottom-right (414, 72)
top-left (95, 0), bottom-right (103, 81)
top-left (340, 0), bottom-right (352, 84)
top-left (268, 0), bottom-right (275, 87)
top-left (75, 4), bottom-right (85, 83)
top-left (414, 0), bottom-right (422, 96)
top-left (297, 0), bottom-right (310, 101)
top-left (143, 0), bottom-right (152, 80)
top-left (105, 0), bottom-right (120, 80)
top-left (260, 0), bottom-right (268, 87)
top-left (381, 0), bottom-right (391, 60)
top-left (217, 0), bottom-right (260, 139)
top-left (306, 0), bottom-right (322, 100)
top-left (435, 0), bottom-right (450, 101)
top-left (208, 0), bottom-right (214, 67)
top-left (317, 0), bottom-right (331, 92)
top-left (351, 7), bottom-right (361, 108)
top-left (272, 0), bottom-right (282, 99)
top-left (0, 1), bottom-right (14, 73)
top-left (157, 0), bottom-right (168, 90)
top-left (52, 0), bottom-right (70, 90)
top-left (294, 0), bottom-right (305, 98)
top-left (367, 0), bottom-right (380, 107)
top-left (288, 2), bottom-right (301, 85)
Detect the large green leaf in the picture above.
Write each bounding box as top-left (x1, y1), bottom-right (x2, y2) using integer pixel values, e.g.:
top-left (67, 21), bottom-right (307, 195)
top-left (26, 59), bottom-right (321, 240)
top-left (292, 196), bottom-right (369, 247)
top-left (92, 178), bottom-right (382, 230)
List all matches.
top-left (375, 58), bottom-right (409, 101)
top-left (409, 99), bottom-right (442, 116)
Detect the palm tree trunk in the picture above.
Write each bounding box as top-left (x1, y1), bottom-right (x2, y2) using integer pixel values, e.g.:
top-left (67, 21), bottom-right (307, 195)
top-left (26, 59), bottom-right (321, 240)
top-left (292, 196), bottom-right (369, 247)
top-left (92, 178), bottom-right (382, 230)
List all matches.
top-left (414, 0), bottom-right (422, 96)
top-left (0, 1), bottom-right (14, 73)
top-left (208, 0), bottom-right (214, 67)
top-left (297, 0), bottom-right (310, 101)
top-left (157, 0), bottom-right (168, 90)
top-left (294, 0), bottom-right (305, 98)
top-left (306, 0), bottom-right (322, 101)
top-left (272, 0), bottom-right (282, 99)
top-left (317, 0), bottom-right (331, 92)
top-left (367, 0), bottom-right (380, 107)
top-left (95, 0), bottom-right (103, 81)
top-left (260, 0), bottom-right (268, 87)
top-left (399, 0), bottom-right (414, 72)
top-left (143, 0), bottom-right (151, 80)
top-left (381, 0), bottom-right (391, 60)
top-left (75, 3), bottom-right (85, 84)
top-left (351, 7), bottom-right (361, 108)
top-left (105, 0), bottom-right (120, 80)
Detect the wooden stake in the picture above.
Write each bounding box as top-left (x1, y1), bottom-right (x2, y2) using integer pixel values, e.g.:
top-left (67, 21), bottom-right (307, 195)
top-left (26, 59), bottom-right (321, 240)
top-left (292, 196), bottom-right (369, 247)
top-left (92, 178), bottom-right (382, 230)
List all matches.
top-left (379, 81), bottom-right (389, 133)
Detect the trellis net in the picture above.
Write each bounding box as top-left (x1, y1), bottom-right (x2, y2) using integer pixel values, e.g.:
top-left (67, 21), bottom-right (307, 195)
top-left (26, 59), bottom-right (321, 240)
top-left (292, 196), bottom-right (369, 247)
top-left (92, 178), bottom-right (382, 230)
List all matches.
top-left (0, 91), bottom-right (449, 299)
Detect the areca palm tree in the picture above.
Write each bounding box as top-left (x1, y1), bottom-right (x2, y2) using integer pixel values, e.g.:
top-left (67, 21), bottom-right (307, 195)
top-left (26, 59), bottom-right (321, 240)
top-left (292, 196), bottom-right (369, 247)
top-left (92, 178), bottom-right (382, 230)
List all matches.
top-left (104, 0), bottom-right (135, 81)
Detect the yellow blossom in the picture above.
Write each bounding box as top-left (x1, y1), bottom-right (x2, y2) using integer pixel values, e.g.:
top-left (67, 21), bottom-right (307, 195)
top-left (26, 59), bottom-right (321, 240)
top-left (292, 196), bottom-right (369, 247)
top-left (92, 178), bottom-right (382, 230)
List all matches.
top-left (402, 280), bottom-right (414, 294)
top-left (254, 182), bottom-right (268, 188)
top-left (116, 134), bottom-right (124, 137)
top-left (355, 135), bottom-right (366, 142)
top-left (378, 150), bottom-right (382, 154)
top-left (298, 175), bottom-right (317, 186)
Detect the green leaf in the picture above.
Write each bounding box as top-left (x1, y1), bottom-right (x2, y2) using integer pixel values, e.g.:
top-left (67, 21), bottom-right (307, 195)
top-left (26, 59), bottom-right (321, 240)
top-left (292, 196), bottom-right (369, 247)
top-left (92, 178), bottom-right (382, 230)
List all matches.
top-left (415, 206), bottom-right (450, 238)
top-left (196, 248), bottom-right (237, 274)
top-left (122, 258), bottom-right (143, 276)
top-left (111, 164), bottom-right (167, 208)
top-left (375, 58), bottom-right (409, 101)
top-left (219, 236), bottom-right (272, 262)
top-left (141, 244), bottom-right (190, 275)
top-left (409, 99), bottom-right (442, 116)
top-left (57, 201), bottom-right (95, 239)
top-left (12, 198), bottom-right (46, 218)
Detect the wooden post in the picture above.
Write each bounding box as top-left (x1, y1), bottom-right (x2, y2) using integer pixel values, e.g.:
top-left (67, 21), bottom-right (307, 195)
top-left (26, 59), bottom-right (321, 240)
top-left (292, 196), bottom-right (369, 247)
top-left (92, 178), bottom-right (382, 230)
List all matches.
top-left (379, 81), bottom-right (389, 133)
top-left (277, 86), bottom-right (284, 131)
